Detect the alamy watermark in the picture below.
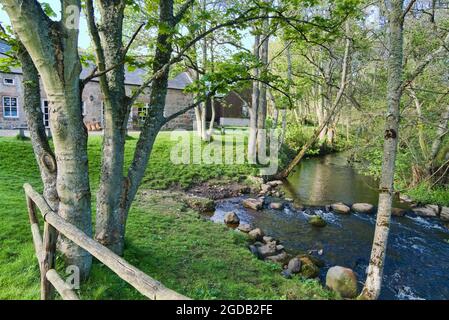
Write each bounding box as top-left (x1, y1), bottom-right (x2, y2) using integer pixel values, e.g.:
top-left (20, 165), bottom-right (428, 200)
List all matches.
top-left (170, 128), bottom-right (280, 175)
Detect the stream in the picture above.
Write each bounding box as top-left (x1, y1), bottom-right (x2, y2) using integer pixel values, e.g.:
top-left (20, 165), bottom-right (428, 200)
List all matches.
top-left (211, 153), bottom-right (449, 300)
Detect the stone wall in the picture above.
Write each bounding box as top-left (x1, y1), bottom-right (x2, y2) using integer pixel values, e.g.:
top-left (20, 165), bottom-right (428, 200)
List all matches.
top-left (0, 73), bottom-right (27, 129)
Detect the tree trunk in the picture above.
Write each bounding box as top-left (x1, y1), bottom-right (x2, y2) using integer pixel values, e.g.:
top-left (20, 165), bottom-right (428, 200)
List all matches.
top-left (248, 33), bottom-right (260, 164)
top-left (257, 32), bottom-right (269, 154)
top-left (17, 44), bottom-right (58, 211)
top-left (360, 0), bottom-right (404, 300)
top-left (3, 0), bottom-right (93, 277)
top-left (90, 1), bottom-right (128, 255)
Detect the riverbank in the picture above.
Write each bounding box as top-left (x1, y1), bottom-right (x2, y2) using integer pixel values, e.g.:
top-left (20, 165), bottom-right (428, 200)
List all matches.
top-left (0, 133), bottom-right (334, 299)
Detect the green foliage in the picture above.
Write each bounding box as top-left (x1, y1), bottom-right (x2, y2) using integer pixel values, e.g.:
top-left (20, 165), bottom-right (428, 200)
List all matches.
top-left (406, 183), bottom-right (449, 207)
top-left (283, 122), bottom-right (320, 155)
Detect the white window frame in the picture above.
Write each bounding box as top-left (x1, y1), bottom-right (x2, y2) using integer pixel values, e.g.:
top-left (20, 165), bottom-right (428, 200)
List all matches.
top-left (3, 78), bottom-right (15, 86)
top-left (3, 96), bottom-right (19, 118)
top-left (41, 99), bottom-right (50, 128)
top-left (137, 104), bottom-right (149, 125)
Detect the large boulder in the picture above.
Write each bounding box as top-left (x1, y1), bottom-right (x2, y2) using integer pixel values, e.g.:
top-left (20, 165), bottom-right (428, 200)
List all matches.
top-left (237, 223), bottom-right (252, 233)
top-left (440, 207), bottom-right (449, 222)
top-left (325, 266), bottom-right (358, 298)
top-left (184, 196), bottom-right (215, 213)
top-left (224, 212), bottom-right (240, 225)
top-left (287, 257), bottom-right (302, 274)
top-left (269, 202), bottom-right (284, 210)
top-left (242, 198), bottom-right (264, 210)
top-left (298, 256), bottom-right (320, 279)
top-left (309, 215), bottom-right (327, 227)
top-left (331, 203), bottom-right (351, 214)
top-left (248, 228), bottom-right (265, 241)
top-left (351, 203), bottom-right (374, 214)
top-left (413, 205), bottom-right (439, 217)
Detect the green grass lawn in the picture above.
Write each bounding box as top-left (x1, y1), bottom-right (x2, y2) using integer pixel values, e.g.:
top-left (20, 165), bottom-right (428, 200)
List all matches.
top-left (0, 132), bottom-right (334, 300)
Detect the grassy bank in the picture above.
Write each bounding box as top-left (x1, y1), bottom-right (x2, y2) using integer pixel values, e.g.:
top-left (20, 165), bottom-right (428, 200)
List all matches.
top-left (0, 133), bottom-right (334, 299)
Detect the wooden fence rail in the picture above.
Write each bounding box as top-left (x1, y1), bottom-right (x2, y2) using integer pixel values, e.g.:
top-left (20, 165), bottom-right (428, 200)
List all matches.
top-left (24, 183), bottom-right (189, 300)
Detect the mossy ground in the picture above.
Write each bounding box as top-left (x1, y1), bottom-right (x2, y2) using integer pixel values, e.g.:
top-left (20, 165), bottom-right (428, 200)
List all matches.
top-left (0, 132), bottom-right (334, 300)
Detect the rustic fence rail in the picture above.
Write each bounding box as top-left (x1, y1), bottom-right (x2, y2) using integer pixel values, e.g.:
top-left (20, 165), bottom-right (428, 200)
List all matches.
top-left (24, 183), bottom-right (189, 300)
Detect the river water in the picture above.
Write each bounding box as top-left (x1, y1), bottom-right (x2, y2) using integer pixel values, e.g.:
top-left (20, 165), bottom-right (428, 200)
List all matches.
top-left (211, 153), bottom-right (449, 300)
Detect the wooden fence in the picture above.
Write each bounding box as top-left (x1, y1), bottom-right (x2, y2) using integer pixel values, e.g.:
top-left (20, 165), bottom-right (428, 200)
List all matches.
top-left (24, 183), bottom-right (189, 300)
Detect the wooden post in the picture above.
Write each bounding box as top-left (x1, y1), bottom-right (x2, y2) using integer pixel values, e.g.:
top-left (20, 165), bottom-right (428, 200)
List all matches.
top-left (26, 196), bottom-right (44, 270)
top-left (41, 221), bottom-right (57, 300)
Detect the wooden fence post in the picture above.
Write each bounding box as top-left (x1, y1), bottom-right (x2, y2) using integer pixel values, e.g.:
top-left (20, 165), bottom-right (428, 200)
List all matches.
top-left (41, 221), bottom-right (57, 300)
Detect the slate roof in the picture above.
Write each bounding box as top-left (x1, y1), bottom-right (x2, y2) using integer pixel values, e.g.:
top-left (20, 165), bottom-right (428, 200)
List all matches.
top-left (0, 41), bottom-right (192, 90)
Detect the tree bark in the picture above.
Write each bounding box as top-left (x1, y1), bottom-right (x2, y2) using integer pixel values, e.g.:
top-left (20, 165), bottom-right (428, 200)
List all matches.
top-left (2, 0), bottom-right (93, 277)
top-left (16, 44), bottom-right (58, 211)
top-left (248, 33), bottom-right (260, 164)
top-left (360, 0), bottom-right (404, 300)
top-left (86, 0), bottom-right (129, 255)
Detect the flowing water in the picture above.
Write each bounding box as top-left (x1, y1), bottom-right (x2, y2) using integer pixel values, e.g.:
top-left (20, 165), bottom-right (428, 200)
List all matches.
top-left (211, 153), bottom-right (449, 300)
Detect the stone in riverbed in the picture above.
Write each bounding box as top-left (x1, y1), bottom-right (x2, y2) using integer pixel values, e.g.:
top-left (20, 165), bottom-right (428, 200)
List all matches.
top-left (248, 228), bottom-right (265, 241)
top-left (249, 245), bottom-right (260, 258)
top-left (281, 269), bottom-right (292, 279)
top-left (263, 236), bottom-right (274, 243)
top-left (331, 203), bottom-right (351, 214)
top-left (257, 242), bottom-right (278, 259)
top-left (223, 212), bottom-right (240, 225)
top-left (298, 256), bottom-right (320, 279)
top-left (291, 202), bottom-right (305, 211)
top-left (325, 266), bottom-right (358, 298)
top-left (269, 202), bottom-right (284, 210)
top-left (287, 257), bottom-right (302, 274)
top-left (413, 205), bottom-right (439, 217)
top-left (392, 208), bottom-right (406, 217)
top-left (260, 184), bottom-right (272, 194)
top-left (265, 251), bottom-right (289, 264)
top-left (309, 215), bottom-right (327, 227)
top-left (242, 198), bottom-right (264, 210)
top-left (237, 223), bottom-right (252, 233)
top-left (440, 207), bottom-right (449, 222)
top-left (351, 203), bottom-right (374, 214)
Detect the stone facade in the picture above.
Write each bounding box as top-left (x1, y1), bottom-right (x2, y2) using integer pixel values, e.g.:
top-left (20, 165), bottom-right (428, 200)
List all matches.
top-left (0, 71), bottom-right (195, 131)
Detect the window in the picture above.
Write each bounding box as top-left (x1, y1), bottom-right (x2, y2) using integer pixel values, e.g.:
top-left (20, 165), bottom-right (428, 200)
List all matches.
top-left (42, 100), bottom-right (49, 127)
top-left (137, 104), bottom-right (149, 125)
top-left (3, 78), bottom-right (15, 86)
top-left (3, 96), bottom-right (18, 118)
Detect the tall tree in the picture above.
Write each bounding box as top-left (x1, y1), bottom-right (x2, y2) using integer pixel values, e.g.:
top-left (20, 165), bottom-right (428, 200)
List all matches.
top-left (360, 0), bottom-right (405, 299)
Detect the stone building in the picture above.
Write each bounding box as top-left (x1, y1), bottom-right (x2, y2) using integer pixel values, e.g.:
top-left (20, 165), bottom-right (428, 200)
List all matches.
top-left (0, 42), bottom-right (196, 131)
